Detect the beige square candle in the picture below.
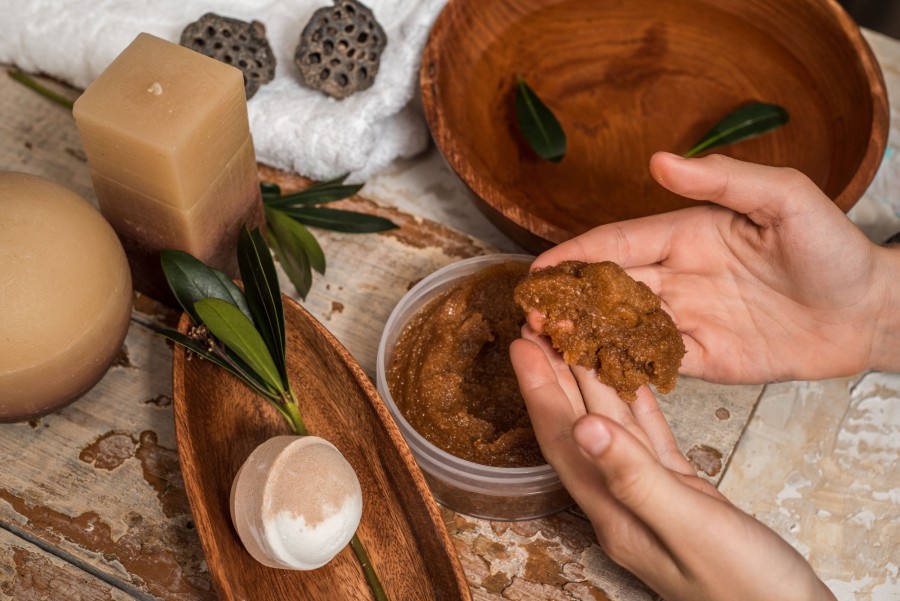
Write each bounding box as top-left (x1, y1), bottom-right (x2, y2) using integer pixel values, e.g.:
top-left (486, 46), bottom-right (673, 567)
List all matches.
top-left (73, 32), bottom-right (263, 303)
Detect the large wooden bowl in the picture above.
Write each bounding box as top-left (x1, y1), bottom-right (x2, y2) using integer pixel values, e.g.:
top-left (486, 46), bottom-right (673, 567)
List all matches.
top-left (421, 0), bottom-right (889, 252)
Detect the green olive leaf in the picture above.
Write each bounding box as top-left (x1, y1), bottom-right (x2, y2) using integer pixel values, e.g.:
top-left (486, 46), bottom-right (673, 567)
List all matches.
top-left (262, 174), bottom-right (364, 208)
top-left (514, 75), bottom-right (566, 163)
top-left (275, 206), bottom-right (398, 233)
top-left (684, 102), bottom-right (789, 157)
top-left (266, 226), bottom-right (313, 301)
top-left (268, 209), bottom-right (326, 274)
top-left (259, 175), bottom-right (390, 299)
top-left (194, 298), bottom-right (284, 394)
top-left (160, 250), bottom-right (251, 324)
top-left (260, 182), bottom-right (282, 199)
top-left (237, 226), bottom-right (287, 387)
top-left (151, 325), bottom-right (277, 399)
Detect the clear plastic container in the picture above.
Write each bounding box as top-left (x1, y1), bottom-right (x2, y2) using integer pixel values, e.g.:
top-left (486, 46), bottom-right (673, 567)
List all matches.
top-left (376, 254), bottom-right (573, 521)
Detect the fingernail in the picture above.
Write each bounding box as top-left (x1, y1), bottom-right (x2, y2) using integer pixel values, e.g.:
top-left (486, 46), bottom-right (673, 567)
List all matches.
top-left (573, 417), bottom-right (611, 457)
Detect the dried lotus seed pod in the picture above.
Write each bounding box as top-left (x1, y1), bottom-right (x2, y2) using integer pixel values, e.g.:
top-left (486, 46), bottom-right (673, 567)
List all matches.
top-left (181, 13), bottom-right (276, 99)
top-left (294, 0), bottom-right (387, 99)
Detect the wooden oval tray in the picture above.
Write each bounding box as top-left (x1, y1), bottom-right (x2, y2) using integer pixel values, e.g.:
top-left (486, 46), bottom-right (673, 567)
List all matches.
top-left (172, 294), bottom-right (471, 600)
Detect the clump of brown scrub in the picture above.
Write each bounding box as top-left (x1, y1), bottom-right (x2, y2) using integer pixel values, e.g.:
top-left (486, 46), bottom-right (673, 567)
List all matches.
top-left (514, 261), bottom-right (685, 401)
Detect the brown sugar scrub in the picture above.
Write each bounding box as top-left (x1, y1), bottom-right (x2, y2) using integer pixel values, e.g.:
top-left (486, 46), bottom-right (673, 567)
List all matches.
top-left (514, 261), bottom-right (685, 401)
top-left (387, 261), bottom-right (543, 468)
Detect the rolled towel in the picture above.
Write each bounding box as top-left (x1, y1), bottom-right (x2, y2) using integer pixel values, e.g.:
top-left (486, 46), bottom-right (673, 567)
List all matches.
top-left (0, 0), bottom-right (447, 181)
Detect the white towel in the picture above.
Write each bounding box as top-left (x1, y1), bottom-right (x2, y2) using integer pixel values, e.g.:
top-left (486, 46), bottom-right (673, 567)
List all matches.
top-left (0, 0), bottom-right (447, 181)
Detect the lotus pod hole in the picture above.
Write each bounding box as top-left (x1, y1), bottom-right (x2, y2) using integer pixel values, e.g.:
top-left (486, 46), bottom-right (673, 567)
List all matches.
top-left (181, 13), bottom-right (276, 99)
top-left (294, 0), bottom-right (387, 99)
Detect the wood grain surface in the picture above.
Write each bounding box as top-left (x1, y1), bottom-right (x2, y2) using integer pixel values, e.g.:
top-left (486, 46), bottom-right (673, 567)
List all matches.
top-left (421, 0), bottom-right (888, 251)
top-left (3, 27), bottom-right (897, 599)
top-left (0, 62), bottom-right (755, 601)
top-left (0, 66), bottom-right (763, 600)
top-left (173, 297), bottom-right (470, 601)
top-left (0, 528), bottom-right (133, 601)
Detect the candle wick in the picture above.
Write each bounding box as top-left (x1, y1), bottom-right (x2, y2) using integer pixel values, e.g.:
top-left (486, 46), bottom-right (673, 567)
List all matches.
top-left (147, 82), bottom-right (163, 96)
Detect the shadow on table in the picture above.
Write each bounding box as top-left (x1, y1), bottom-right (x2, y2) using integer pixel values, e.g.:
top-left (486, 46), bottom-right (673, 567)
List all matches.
top-left (839, 0), bottom-right (900, 40)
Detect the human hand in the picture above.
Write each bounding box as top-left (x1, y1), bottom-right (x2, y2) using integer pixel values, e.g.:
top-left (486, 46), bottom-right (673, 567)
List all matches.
top-left (528, 152), bottom-right (895, 383)
top-left (509, 327), bottom-right (836, 601)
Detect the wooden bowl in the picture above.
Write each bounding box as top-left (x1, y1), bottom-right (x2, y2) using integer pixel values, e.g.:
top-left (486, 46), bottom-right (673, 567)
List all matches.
top-left (421, 0), bottom-right (889, 252)
top-left (172, 295), bottom-right (471, 600)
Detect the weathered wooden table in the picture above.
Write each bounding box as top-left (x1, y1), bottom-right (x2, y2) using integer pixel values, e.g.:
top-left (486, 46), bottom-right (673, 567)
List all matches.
top-left (1, 29), bottom-right (898, 601)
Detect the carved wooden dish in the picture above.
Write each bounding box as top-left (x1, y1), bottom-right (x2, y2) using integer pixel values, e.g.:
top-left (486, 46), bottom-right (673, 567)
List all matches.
top-left (172, 295), bottom-right (471, 600)
top-left (421, 0), bottom-right (889, 252)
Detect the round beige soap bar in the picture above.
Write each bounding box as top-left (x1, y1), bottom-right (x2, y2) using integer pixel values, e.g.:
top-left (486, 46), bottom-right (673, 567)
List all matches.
top-left (230, 435), bottom-right (363, 570)
top-left (0, 172), bottom-right (132, 422)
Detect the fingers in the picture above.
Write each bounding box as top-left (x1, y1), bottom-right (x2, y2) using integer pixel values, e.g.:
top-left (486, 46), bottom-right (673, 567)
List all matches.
top-left (532, 212), bottom-right (679, 271)
top-left (511, 336), bottom-right (676, 574)
top-left (628, 387), bottom-right (696, 476)
top-left (571, 415), bottom-right (734, 562)
top-left (648, 151), bottom-right (830, 228)
top-left (509, 338), bottom-right (617, 509)
top-left (516, 326), bottom-right (689, 467)
top-left (570, 367), bottom-right (657, 457)
top-left (534, 152), bottom-right (834, 274)
top-left (517, 326), bottom-right (584, 416)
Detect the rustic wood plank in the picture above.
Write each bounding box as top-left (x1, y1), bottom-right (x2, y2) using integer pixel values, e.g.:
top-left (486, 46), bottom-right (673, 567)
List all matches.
top-left (718, 30), bottom-right (900, 600)
top-left (719, 373), bottom-right (900, 598)
top-left (0, 528), bottom-right (134, 601)
top-left (0, 63), bottom-right (759, 600)
top-left (0, 319), bottom-right (212, 600)
top-left (0, 69), bottom-right (92, 202)
top-left (848, 30), bottom-right (900, 244)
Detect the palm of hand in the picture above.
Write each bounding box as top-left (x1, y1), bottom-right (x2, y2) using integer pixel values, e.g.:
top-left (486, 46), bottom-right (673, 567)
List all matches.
top-left (653, 201), bottom-right (881, 383)
top-left (534, 154), bottom-right (886, 384)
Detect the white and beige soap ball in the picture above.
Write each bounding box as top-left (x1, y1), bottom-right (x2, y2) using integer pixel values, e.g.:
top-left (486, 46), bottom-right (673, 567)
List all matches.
top-left (230, 435), bottom-right (363, 570)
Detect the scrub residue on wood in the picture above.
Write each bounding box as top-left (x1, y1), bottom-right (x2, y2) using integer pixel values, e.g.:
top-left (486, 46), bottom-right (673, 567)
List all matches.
top-left (387, 261), bottom-right (542, 467)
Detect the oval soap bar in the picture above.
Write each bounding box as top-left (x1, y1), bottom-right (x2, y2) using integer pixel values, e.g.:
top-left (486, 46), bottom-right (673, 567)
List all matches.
top-left (0, 172), bottom-right (132, 422)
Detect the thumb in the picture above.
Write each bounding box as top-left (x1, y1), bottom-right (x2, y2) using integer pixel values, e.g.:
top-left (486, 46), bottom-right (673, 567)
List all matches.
top-left (648, 151), bottom-right (834, 228)
top-left (572, 414), bottom-right (722, 545)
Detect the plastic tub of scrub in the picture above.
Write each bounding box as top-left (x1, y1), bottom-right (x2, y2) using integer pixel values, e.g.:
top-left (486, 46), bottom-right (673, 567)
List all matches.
top-left (376, 254), bottom-right (573, 521)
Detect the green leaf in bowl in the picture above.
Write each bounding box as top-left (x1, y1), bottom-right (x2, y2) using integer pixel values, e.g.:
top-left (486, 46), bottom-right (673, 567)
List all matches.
top-left (684, 102), bottom-right (789, 157)
top-left (514, 75), bottom-right (566, 163)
